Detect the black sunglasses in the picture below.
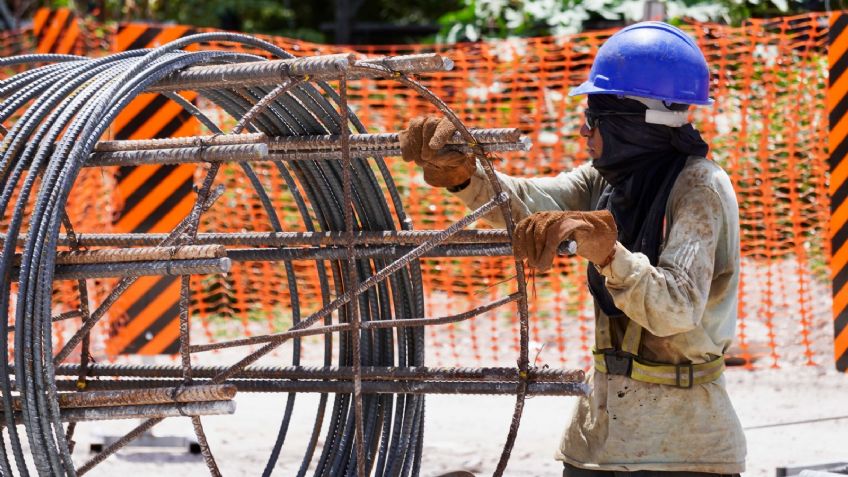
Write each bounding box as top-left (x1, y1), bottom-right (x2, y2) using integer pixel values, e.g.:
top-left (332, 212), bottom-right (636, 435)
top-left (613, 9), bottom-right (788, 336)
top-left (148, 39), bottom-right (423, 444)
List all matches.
top-left (584, 109), bottom-right (644, 130)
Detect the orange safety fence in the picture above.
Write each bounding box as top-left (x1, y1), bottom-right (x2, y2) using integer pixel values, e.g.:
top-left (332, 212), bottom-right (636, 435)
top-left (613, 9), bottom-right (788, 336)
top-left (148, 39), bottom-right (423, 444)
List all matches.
top-left (0, 11), bottom-right (834, 369)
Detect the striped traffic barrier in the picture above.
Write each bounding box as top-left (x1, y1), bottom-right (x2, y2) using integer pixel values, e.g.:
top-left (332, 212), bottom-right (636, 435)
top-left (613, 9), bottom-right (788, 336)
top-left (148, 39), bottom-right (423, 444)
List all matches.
top-left (105, 22), bottom-right (201, 355)
top-left (829, 12), bottom-right (848, 371)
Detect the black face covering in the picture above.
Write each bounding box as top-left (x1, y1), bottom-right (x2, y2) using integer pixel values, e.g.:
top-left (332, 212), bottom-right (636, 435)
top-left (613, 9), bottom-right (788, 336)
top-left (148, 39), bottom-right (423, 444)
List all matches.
top-left (585, 94), bottom-right (709, 325)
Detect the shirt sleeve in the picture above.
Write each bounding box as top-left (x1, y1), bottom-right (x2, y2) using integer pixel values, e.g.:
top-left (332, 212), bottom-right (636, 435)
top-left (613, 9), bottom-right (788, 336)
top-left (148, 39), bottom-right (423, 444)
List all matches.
top-left (597, 185), bottom-right (725, 337)
top-left (452, 161), bottom-right (598, 227)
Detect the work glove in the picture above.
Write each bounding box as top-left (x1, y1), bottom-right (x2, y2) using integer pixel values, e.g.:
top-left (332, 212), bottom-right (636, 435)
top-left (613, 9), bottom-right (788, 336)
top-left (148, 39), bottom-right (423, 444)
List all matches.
top-left (512, 210), bottom-right (618, 272)
top-left (398, 115), bottom-right (477, 188)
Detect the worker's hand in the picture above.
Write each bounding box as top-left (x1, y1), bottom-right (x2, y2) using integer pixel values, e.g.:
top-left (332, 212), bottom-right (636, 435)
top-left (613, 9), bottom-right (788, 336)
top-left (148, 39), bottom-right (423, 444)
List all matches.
top-left (512, 210), bottom-right (618, 272)
top-left (398, 115), bottom-right (476, 188)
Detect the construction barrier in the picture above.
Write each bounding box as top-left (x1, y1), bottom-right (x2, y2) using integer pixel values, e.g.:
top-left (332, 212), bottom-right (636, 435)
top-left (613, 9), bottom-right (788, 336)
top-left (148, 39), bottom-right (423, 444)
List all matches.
top-left (1, 10), bottom-right (836, 369)
top-left (830, 13), bottom-right (848, 372)
top-left (105, 24), bottom-right (202, 355)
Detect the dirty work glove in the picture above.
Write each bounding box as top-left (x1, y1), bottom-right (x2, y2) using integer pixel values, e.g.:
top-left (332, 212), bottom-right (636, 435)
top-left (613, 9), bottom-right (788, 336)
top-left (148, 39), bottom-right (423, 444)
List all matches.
top-left (512, 210), bottom-right (618, 272)
top-left (398, 115), bottom-right (476, 188)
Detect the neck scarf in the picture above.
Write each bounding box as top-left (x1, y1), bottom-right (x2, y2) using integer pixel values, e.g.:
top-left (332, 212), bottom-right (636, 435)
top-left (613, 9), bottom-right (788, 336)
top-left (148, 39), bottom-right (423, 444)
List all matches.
top-left (585, 94), bottom-right (709, 326)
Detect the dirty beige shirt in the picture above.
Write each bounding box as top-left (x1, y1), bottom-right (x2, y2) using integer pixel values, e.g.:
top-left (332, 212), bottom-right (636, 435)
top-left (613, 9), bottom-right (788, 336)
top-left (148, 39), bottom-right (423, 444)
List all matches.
top-left (454, 157), bottom-right (746, 473)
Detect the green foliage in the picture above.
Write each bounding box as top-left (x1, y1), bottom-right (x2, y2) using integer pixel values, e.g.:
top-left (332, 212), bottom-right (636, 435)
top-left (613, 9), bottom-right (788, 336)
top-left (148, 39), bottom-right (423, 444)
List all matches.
top-left (39, 0), bottom-right (463, 43)
top-left (151, 0), bottom-right (325, 41)
top-left (436, 0), bottom-right (812, 42)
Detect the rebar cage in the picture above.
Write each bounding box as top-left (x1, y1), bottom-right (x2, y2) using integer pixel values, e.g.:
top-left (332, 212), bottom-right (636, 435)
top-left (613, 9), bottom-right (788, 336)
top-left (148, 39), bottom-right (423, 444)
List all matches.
top-left (0, 34), bottom-right (586, 476)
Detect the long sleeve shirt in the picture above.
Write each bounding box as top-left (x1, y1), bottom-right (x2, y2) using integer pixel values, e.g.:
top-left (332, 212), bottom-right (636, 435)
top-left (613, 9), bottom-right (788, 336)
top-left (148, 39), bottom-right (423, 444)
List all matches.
top-left (453, 157), bottom-right (747, 473)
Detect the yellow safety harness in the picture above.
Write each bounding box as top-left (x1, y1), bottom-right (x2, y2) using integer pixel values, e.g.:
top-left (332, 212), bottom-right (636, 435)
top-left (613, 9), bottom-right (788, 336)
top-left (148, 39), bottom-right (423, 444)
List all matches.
top-left (593, 315), bottom-right (724, 389)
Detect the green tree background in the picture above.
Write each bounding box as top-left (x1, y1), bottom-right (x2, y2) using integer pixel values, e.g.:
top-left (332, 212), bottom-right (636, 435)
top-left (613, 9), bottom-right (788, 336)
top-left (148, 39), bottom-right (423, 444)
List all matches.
top-left (20, 0), bottom-right (838, 43)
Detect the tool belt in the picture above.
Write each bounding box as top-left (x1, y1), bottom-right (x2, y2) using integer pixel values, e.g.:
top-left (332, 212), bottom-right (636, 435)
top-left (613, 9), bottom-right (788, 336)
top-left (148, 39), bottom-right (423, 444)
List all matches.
top-left (594, 314), bottom-right (725, 389)
top-left (593, 350), bottom-right (725, 388)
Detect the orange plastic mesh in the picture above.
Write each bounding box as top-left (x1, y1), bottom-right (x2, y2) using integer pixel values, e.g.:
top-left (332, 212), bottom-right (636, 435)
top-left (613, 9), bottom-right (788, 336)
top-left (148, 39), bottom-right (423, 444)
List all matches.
top-left (1, 12), bottom-right (833, 369)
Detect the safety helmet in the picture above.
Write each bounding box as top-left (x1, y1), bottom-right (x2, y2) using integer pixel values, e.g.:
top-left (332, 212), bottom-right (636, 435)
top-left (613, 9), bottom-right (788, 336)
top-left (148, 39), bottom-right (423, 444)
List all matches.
top-left (569, 21), bottom-right (712, 107)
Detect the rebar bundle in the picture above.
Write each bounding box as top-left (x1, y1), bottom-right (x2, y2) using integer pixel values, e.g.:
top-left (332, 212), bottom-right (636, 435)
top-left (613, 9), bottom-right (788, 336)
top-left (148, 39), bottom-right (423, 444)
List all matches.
top-left (0, 35), bottom-right (586, 476)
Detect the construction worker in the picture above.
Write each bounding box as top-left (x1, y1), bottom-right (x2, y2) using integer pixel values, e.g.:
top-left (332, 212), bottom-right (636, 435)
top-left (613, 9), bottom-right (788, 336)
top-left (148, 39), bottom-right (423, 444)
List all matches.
top-left (399, 22), bottom-right (746, 476)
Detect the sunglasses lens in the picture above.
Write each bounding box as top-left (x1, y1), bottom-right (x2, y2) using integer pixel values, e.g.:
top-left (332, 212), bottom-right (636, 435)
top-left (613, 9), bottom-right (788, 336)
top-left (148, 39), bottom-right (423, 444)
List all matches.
top-left (584, 111), bottom-right (597, 130)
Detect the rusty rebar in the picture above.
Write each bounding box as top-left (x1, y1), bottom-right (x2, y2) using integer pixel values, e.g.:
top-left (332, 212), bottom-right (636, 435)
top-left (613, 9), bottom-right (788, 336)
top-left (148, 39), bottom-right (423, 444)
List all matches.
top-left (11, 257), bottom-right (232, 281)
top-left (338, 71), bottom-right (367, 477)
top-left (85, 132), bottom-right (526, 167)
top-left (1, 400), bottom-right (235, 425)
top-left (267, 141), bottom-right (528, 161)
top-left (87, 143), bottom-right (268, 167)
top-left (51, 365), bottom-right (585, 382)
top-left (268, 128), bottom-right (522, 150)
top-left (5, 229), bottom-right (517, 248)
top-left (7, 310), bottom-right (82, 333)
top-left (92, 128), bottom-right (518, 155)
top-left (150, 54), bottom-right (355, 91)
top-left (27, 244), bottom-right (225, 265)
top-left (148, 53), bottom-right (453, 92)
top-left (7, 385), bottom-right (235, 410)
top-left (356, 53), bottom-right (453, 74)
top-left (49, 379), bottom-right (588, 396)
top-left (94, 132), bottom-right (267, 152)
top-left (224, 244), bottom-right (514, 262)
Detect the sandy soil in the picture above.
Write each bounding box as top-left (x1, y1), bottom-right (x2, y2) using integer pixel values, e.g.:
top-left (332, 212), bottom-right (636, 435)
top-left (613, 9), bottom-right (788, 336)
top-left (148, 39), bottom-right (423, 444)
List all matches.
top-left (61, 365), bottom-right (848, 477)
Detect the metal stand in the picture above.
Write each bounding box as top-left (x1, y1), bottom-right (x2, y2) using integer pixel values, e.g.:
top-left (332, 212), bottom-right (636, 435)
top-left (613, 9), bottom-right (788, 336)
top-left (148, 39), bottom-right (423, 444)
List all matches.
top-left (89, 358), bottom-right (200, 455)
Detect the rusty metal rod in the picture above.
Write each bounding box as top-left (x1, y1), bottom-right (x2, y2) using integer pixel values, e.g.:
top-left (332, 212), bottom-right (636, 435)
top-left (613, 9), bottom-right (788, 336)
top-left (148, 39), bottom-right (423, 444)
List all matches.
top-left (356, 53), bottom-right (453, 73)
top-left (1, 401), bottom-right (236, 425)
top-left (51, 365), bottom-right (585, 383)
top-left (268, 129), bottom-right (522, 150)
top-left (188, 292), bottom-right (515, 353)
top-left (87, 143), bottom-right (268, 167)
top-left (87, 142), bottom-right (526, 168)
top-left (57, 385), bottom-right (235, 408)
top-left (93, 128), bottom-right (521, 154)
top-left (50, 380), bottom-right (588, 397)
top-left (15, 244), bottom-right (226, 266)
top-left (148, 53), bottom-right (452, 92)
top-left (8, 310), bottom-right (82, 333)
top-left (266, 141), bottom-right (528, 161)
top-left (224, 243), bottom-right (515, 262)
top-left (189, 323), bottom-right (349, 353)
top-left (94, 132), bottom-right (267, 152)
top-left (7, 385), bottom-right (235, 410)
top-left (15, 128), bottom-right (526, 168)
top-left (10, 257), bottom-right (231, 281)
top-left (150, 54), bottom-right (355, 91)
top-left (6, 229), bottom-right (516, 248)
top-left (82, 142), bottom-right (525, 166)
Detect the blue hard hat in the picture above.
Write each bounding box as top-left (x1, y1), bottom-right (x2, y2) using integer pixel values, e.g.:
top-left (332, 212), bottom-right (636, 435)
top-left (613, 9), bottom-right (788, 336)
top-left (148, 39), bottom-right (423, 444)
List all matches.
top-left (569, 22), bottom-right (713, 105)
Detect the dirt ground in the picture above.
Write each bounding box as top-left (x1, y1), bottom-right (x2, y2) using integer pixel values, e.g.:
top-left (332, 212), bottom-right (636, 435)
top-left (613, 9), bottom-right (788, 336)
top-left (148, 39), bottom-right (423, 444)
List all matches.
top-left (63, 365), bottom-right (848, 477)
top-left (49, 255), bottom-right (845, 476)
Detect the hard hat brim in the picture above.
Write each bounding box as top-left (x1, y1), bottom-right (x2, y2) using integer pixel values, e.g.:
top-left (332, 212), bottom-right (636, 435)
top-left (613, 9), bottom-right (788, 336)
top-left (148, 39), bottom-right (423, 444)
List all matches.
top-left (568, 80), bottom-right (714, 106)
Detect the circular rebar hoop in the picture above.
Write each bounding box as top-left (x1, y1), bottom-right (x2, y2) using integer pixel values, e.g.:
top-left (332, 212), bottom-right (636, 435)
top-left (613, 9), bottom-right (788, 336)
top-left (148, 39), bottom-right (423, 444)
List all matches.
top-left (0, 35), bottom-right (587, 477)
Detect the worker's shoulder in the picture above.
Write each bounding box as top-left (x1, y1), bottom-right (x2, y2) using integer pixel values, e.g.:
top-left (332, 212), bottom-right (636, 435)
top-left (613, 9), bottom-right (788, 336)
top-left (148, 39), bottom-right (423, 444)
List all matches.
top-left (673, 156), bottom-right (734, 198)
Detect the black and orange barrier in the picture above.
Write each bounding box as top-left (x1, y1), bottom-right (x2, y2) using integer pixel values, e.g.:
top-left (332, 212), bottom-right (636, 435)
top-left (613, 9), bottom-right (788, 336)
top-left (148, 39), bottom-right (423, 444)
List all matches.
top-left (104, 23), bottom-right (202, 355)
top-left (830, 12), bottom-right (848, 372)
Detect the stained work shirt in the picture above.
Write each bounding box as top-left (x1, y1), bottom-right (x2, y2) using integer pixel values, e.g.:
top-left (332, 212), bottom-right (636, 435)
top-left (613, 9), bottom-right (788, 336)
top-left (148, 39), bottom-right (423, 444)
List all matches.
top-left (453, 157), bottom-right (747, 473)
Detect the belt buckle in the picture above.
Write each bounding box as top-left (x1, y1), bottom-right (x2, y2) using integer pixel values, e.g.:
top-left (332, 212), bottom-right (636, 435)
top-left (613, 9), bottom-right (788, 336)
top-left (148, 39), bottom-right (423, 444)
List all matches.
top-left (604, 353), bottom-right (632, 376)
top-left (675, 363), bottom-right (694, 388)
